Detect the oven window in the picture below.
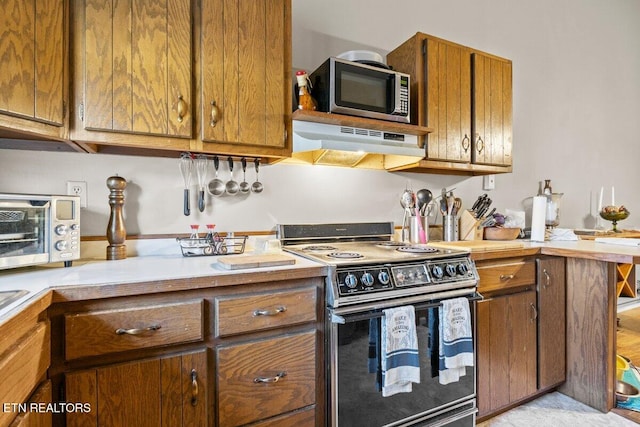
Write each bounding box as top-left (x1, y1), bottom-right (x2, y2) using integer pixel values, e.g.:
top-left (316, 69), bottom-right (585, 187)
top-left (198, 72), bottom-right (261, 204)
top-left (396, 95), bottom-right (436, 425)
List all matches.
top-left (334, 306), bottom-right (475, 426)
top-left (0, 206), bottom-right (47, 259)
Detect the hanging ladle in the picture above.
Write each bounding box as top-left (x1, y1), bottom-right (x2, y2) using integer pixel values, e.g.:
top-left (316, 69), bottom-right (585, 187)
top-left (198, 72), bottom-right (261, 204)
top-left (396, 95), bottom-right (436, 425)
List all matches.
top-left (240, 158), bottom-right (250, 194)
top-left (225, 157), bottom-right (239, 195)
top-left (251, 159), bottom-right (264, 193)
top-left (207, 156), bottom-right (225, 197)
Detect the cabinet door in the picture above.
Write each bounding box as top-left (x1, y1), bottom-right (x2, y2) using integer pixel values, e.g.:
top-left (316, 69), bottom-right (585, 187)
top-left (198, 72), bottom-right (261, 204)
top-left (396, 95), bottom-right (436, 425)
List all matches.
top-left (477, 289), bottom-right (537, 417)
top-left (65, 349), bottom-right (208, 427)
top-left (537, 256), bottom-right (566, 389)
top-left (423, 38), bottom-right (471, 163)
top-left (0, 0), bottom-right (65, 128)
top-left (200, 0), bottom-right (290, 152)
top-left (77, 0), bottom-right (192, 138)
top-left (471, 53), bottom-right (512, 166)
top-left (8, 381), bottom-right (52, 427)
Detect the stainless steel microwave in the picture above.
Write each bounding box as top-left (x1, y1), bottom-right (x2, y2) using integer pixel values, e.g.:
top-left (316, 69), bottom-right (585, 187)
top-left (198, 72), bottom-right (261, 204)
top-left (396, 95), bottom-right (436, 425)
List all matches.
top-left (308, 57), bottom-right (410, 123)
top-left (0, 194), bottom-right (80, 269)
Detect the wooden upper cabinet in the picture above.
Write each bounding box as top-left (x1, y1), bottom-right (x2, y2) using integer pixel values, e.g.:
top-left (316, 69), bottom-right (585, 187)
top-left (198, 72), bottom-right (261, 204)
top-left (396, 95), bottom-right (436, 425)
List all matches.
top-left (79, 0), bottom-right (191, 137)
top-left (472, 53), bottom-right (512, 166)
top-left (0, 0), bottom-right (66, 137)
top-left (195, 0), bottom-right (292, 158)
top-left (387, 32), bottom-right (513, 175)
top-left (424, 38), bottom-right (471, 163)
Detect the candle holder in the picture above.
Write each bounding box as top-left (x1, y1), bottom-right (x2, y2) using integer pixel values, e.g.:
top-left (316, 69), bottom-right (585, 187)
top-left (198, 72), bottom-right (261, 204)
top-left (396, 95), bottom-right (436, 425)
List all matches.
top-left (599, 206), bottom-right (630, 233)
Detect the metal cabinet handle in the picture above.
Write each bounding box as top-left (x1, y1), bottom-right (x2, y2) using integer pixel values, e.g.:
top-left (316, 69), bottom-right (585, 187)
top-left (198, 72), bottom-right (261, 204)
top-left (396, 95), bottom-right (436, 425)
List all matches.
top-left (499, 274), bottom-right (514, 281)
top-left (254, 371), bottom-right (287, 383)
top-left (253, 306), bottom-right (286, 317)
top-left (530, 303), bottom-right (538, 322)
top-left (542, 269), bottom-right (551, 289)
top-left (177, 95), bottom-right (187, 123)
top-left (190, 369), bottom-right (199, 406)
top-left (210, 101), bottom-right (220, 127)
top-left (476, 134), bottom-right (484, 154)
top-left (461, 134), bottom-right (470, 153)
top-left (115, 325), bottom-right (161, 335)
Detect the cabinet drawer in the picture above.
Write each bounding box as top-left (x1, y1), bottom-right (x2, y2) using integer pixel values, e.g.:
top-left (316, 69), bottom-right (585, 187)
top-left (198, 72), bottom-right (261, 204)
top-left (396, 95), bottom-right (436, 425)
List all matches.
top-left (215, 287), bottom-right (316, 337)
top-left (0, 322), bottom-right (50, 427)
top-left (65, 300), bottom-right (203, 360)
top-left (217, 331), bottom-right (316, 427)
top-left (477, 259), bottom-right (535, 293)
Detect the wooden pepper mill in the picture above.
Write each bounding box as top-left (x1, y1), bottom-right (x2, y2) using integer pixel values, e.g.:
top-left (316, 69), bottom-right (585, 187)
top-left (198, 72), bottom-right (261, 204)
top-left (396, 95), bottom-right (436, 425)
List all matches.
top-left (106, 175), bottom-right (127, 260)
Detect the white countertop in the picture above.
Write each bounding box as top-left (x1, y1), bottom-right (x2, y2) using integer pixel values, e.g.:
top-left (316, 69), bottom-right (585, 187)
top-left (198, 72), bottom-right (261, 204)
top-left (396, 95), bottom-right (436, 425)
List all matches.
top-left (0, 248), bottom-right (325, 324)
top-left (2, 237), bottom-right (639, 326)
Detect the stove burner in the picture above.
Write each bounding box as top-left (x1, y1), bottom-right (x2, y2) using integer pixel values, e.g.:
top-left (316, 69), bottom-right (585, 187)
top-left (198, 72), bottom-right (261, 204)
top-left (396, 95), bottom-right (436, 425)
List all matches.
top-left (304, 245), bottom-right (337, 251)
top-left (327, 252), bottom-right (364, 259)
top-left (376, 241), bottom-right (406, 248)
top-left (396, 246), bottom-right (439, 254)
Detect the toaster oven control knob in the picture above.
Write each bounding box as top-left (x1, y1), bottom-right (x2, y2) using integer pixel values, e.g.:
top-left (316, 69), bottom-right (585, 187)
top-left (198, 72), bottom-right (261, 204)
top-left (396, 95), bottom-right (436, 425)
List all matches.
top-left (361, 272), bottom-right (374, 287)
top-left (378, 271), bottom-right (390, 285)
top-left (54, 240), bottom-right (68, 251)
top-left (431, 265), bottom-right (444, 279)
top-left (457, 263), bottom-right (468, 275)
top-left (55, 224), bottom-right (68, 235)
top-left (445, 264), bottom-right (457, 277)
top-left (344, 273), bottom-right (358, 288)
top-left (70, 223), bottom-right (80, 231)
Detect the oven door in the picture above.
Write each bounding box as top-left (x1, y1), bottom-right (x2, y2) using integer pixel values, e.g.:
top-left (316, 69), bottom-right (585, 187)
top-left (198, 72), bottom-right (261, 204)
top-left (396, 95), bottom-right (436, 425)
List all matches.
top-left (327, 289), bottom-right (481, 427)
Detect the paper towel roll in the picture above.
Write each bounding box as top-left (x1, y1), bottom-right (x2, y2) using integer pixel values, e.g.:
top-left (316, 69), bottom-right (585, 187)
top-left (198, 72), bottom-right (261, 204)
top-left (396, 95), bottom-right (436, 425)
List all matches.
top-left (531, 196), bottom-right (547, 242)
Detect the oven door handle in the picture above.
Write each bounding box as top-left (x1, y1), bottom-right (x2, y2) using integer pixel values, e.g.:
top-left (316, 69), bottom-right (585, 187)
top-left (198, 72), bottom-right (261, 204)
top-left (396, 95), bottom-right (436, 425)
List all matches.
top-left (330, 291), bottom-right (483, 324)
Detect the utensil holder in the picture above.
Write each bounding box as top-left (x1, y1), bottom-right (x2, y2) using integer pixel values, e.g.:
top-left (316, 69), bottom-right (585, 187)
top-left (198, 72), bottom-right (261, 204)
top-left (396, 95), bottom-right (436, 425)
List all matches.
top-left (442, 215), bottom-right (459, 242)
top-left (409, 216), bottom-right (428, 244)
top-left (459, 210), bottom-right (483, 241)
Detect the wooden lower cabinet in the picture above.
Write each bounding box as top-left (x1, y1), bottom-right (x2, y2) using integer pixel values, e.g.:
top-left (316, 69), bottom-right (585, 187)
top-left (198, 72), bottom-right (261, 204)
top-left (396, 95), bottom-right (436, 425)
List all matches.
top-left (216, 332), bottom-right (316, 427)
top-left (8, 381), bottom-right (52, 427)
top-left (476, 256), bottom-right (566, 420)
top-left (477, 288), bottom-right (537, 416)
top-left (65, 349), bottom-right (208, 427)
top-left (537, 256), bottom-right (566, 390)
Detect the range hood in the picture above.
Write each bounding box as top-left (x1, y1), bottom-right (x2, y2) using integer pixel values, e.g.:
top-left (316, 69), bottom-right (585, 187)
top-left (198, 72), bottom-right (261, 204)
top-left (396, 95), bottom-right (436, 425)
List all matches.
top-left (290, 120), bottom-right (425, 168)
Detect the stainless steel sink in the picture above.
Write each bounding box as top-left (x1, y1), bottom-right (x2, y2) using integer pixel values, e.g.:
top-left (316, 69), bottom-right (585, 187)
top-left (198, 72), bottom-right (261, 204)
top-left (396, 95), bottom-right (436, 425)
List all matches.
top-left (0, 289), bottom-right (29, 311)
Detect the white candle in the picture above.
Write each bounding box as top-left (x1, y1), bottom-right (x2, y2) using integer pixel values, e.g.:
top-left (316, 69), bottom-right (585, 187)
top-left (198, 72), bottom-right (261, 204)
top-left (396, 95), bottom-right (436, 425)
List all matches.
top-left (612, 186), bottom-right (615, 206)
top-left (598, 187), bottom-right (603, 212)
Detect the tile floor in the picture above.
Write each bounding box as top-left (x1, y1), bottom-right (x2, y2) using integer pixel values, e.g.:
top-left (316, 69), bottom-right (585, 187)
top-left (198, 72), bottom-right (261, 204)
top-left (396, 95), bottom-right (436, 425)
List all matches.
top-left (477, 392), bottom-right (638, 426)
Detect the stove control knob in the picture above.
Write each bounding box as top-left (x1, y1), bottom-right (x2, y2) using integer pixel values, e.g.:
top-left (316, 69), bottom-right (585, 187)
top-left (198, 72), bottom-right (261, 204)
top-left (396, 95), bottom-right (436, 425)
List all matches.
top-left (431, 265), bottom-right (444, 279)
top-left (344, 273), bottom-right (358, 288)
top-left (378, 271), bottom-right (390, 285)
top-left (445, 264), bottom-right (457, 277)
top-left (457, 263), bottom-right (468, 275)
top-left (361, 272), bottom-right (374, 287)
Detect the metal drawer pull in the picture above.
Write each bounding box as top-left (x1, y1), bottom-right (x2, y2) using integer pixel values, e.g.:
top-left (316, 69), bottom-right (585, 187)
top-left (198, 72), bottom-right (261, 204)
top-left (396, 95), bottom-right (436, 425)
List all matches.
top-left (190, 369), bottom-right (198, 406)
top-left (253, 306), bottom-right (286, 317)
top-left (254, 371), bottom-right (287, 383)
top-left (115, 325), bottom-right (161, 335)
top-left (499, 274), bottom-right (514, 281)
top-left (543, 269), bottom-right (551, 288)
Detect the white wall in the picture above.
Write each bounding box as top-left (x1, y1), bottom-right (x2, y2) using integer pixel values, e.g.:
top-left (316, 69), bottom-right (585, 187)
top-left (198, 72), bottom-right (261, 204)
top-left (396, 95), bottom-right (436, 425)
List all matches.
top-left (1, 0), bottom-right (639, 237)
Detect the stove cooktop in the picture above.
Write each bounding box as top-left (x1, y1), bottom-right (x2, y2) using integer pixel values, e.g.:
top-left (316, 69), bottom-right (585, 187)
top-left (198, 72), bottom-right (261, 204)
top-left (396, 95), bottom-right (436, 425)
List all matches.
top-left (282, 241), bottom-right (469, 266)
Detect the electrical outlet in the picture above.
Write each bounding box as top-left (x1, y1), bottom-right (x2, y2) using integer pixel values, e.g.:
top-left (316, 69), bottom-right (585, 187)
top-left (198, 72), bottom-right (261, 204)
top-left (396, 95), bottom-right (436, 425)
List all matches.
top-left (483, 174), bottom-right (496, 191)
top-left (67, 181), bottom-right (88, 208)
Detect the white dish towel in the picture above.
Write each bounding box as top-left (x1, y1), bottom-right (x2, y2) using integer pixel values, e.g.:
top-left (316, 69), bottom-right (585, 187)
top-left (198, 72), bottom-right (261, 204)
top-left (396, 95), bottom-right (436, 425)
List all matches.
top-left (381, 305), bottom-right (420, 397)
top-left (439, 297), bottom-right (474, 385)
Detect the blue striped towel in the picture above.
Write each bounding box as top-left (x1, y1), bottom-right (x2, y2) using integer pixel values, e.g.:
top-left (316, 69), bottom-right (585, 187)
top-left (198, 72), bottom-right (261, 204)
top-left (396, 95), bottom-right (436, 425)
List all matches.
top-left (381, 305), bottom-right (420, 397)
top-left (439, 297), bottom-right (474, 385)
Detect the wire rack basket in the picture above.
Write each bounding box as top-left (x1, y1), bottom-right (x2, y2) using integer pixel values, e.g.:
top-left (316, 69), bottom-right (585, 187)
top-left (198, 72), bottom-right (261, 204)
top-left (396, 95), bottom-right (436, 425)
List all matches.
top-left (176, 234), bottom-right (247, 257)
